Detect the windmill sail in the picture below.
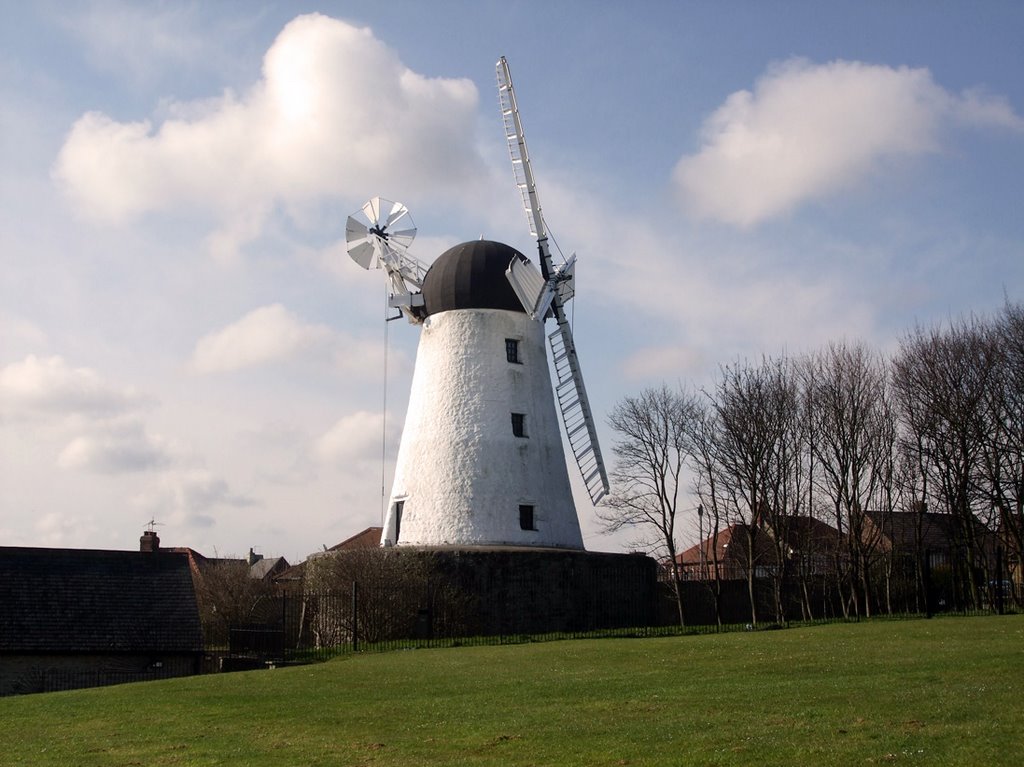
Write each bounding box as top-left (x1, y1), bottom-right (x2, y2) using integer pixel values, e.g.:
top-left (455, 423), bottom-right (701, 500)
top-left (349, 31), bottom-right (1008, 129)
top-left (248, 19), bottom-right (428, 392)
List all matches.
top-left (506, 257), bottom-right (556, 321)
top-left (548, 321), bottom-right (608, 504)
top-left (497, 56), bottom-right (609, 504)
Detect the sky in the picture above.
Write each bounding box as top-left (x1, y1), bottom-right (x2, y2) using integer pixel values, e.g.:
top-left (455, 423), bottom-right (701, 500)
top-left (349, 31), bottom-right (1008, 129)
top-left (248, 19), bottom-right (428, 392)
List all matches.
top-left (2, 1), bottom-right (1022, 562)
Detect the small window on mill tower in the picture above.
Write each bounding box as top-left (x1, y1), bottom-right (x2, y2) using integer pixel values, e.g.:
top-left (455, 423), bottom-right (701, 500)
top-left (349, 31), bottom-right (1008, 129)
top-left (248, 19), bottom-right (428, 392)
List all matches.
top-left (505, 338), bottom-right (520, 364)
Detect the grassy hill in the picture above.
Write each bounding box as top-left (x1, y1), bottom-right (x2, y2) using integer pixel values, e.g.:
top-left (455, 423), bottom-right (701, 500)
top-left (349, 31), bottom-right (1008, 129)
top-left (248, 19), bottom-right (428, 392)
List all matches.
top-left (2, 615), bottom-right (1022, 766)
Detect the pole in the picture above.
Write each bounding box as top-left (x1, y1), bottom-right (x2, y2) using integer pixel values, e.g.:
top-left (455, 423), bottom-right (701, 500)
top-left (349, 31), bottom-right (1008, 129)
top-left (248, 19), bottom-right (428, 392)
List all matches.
top-left (351, 581), bottom-right (359, 652)
top-left (381, 283), bottom-right (389, 526)
top-left (923, 549), bottom-right (933, 619)
top-left (698, 505), bottom-right (705, 579)
top-left (995, 546), bottom-right (1005, 616)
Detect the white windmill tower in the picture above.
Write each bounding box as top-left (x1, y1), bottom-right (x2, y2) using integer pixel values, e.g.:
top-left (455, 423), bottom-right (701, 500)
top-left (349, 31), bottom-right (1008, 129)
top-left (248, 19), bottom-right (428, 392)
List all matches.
top-left (345, 58), bottom-right (608, 550)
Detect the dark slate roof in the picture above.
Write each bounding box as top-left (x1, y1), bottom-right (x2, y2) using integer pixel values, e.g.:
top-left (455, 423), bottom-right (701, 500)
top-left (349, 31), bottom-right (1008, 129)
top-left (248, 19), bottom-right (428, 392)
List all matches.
top-left (421, 240), bottom-right (529, 317)
top-left (0, 547), bottom-right (203, 654)
top-left (864, 510), bottom-right (995, 554)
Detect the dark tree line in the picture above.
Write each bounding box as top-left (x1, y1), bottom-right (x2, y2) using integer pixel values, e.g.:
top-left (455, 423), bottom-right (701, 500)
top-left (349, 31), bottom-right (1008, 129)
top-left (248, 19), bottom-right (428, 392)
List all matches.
top-left (192, 559), bottom-right (276, 647)
top-left (602, 302), bottom-right (1023, 626)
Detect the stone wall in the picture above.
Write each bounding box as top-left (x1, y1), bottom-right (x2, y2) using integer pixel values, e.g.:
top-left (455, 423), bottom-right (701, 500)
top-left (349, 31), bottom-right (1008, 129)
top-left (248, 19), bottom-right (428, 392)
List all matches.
top-left (0, 652), bottom-right (201, 696)
top-left (305, 547), bottom-right (659, 639)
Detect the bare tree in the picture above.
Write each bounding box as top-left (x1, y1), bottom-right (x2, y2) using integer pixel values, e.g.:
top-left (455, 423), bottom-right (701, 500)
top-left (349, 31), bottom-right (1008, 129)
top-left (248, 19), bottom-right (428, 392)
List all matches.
top-left (890, 443), bottom-right (931, 612)
top-left (704, 356), bottom-right (804, 625)
top-left (603, 301), bottom-right (1024, 625)
top-left (893, 316), bottom-right (1002, 608)
top-left (192, 560), bottom-right (275, 647)
top-left (978, 301), bottom-right (1024, 605)
top-left (598, 385), bottom-right (698, 626)
top-left (758, 359), bottom-right (808, 624)
top-left (687, 399), bottom-right (728, 625)
top-left (803, 342), bottom-right (896, 618)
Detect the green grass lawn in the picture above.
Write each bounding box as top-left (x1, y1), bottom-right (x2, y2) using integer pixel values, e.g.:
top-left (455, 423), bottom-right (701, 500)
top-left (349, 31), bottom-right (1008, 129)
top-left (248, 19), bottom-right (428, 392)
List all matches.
top-left (2, 615), bottom-right (1022, 766)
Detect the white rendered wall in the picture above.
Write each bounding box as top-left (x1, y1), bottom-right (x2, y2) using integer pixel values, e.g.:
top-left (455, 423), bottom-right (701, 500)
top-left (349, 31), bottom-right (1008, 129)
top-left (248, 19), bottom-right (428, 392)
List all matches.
top-left (382, 308), bottom-right (583, 549)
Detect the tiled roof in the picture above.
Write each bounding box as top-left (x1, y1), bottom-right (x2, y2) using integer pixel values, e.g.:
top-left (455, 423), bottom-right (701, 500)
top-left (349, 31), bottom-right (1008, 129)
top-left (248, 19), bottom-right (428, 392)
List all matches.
top-left (272, 561), bottom-right (306, 583)
top-left (864, 510), bottom-right (995, 553)
top-left (785, 515), bottom-right (844, 546)
top-left (677, 516), bottom-right (843, 566)
top-left (328, 527), bottom-right (383, 551)
top-left (677, 524), bottom-right (775, 566)
top-left (249, 556), bottom-right (289, 580)
top-left (0, 547), bottom-right (203, 654)
top-left (166, 547), bottom-right (245, 572)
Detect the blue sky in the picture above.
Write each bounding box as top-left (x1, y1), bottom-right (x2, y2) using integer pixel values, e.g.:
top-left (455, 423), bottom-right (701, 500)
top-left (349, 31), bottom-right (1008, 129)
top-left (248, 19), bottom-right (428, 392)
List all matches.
top-left (2, 1), bottom-right (1022, 560)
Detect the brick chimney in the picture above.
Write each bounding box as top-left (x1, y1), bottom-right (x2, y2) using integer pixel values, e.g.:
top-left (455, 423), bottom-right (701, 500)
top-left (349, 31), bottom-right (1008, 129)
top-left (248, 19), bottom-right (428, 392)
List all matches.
top-left (140, 529), bottom-right (160, 552)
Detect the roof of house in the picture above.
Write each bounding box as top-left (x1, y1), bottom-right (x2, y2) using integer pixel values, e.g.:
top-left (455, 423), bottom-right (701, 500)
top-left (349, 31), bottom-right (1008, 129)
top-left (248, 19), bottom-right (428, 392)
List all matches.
top-left (785, 515), bottom-right (844, 548)
top-left (0, 547), bottom-right (203, 654)
top-left (864, 510), bottom-right (995, 552)
top-left (166, 546), bottom-right (245, 574)
top-left (677, 524), bottom-right (774, 566)
top-left (167, 545), bottom-right (291, 581)
top-left (271, 561), bottom-right (306, 584)
top-left (249, 556), bottom-right (289, 580)
top-left (328, 526), bottom-right (384, 551)
top-left (677, 516), bottom-right (842, 566)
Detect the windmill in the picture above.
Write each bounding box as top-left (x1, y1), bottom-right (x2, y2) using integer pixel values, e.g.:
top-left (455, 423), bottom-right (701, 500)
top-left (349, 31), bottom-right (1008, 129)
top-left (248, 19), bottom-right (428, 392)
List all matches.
top-left (343, 58), bottom-right (607, 550)
top-left (496, 56), bottom-right (610, 505)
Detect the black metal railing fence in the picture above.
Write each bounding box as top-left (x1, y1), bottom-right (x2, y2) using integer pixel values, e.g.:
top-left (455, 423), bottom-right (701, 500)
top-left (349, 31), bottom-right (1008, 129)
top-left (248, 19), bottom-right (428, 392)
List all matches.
top-left (220, 546), bottom-right (1019, 665)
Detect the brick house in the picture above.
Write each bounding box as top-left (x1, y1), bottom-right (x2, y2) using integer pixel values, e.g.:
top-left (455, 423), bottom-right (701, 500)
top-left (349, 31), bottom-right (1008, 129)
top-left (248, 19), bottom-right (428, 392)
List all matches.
top-left (862, 509), bottom-right (998, 571)
top-left (676, 516), bottom-right (842, 581)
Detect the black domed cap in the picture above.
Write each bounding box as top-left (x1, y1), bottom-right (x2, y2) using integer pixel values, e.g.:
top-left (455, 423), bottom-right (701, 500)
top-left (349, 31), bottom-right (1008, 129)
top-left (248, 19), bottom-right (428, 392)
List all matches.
top-left (421, 240), bottom-right (530, 317)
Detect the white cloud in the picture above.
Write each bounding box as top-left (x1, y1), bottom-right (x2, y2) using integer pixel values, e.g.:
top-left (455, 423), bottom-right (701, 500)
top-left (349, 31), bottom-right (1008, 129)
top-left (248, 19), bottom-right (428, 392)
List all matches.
top-left (673, 59), bottom-right (1024, 227)
top-left (0, 313), bottom-right (48, 356)
top-left (237, 421), bottom-right (319, 486)
top-left (622, 346), bottom-right (709, 382)
top-left (314, 410), bottom-right (394, 466)
top-left (190, 302), bottom-right (397, 378)
top-left (956, 88), bottom-right (1024, 131)
top-left (0, 354), bottom-right (143, 418)
top-left (57, 419), bottom-right (175, 474)
top-left (53, 13), bottom-right (486, 260)
top-left (191, 303), bottom-right (333, 374)
top-left (535, 176), bottom-right (882, 387)
top-left (34, 511), bottom-right (99, 548)
top-left (133, 469), bottom-right (254, 530)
